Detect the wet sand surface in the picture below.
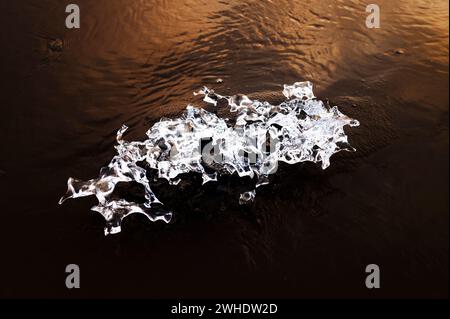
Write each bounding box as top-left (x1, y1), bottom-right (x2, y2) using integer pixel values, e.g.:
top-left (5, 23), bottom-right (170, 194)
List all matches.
top-left (0, 0), bottom-right (448, 297)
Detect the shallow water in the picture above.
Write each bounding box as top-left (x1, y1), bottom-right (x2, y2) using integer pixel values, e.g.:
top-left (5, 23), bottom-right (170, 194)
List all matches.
top-left (0, 0), bottom-right (448, 297)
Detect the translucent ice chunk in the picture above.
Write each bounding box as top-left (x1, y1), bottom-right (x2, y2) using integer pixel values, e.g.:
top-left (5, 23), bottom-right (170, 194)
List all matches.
top-left (60, 82), bottom-right (359, 235)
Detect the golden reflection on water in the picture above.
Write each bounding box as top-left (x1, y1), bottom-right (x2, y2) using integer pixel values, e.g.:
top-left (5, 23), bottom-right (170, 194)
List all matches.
top-left (71, 0), bottom-right (448, 83)
top-left (39, 0), bottom-right (449, 123)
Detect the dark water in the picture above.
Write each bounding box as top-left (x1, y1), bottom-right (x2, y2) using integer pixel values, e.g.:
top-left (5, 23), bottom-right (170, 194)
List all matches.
top-left (0, 0), bottom-right (448, 298)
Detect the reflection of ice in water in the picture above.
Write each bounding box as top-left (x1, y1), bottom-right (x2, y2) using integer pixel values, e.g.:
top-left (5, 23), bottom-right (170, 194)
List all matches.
top-left (59, 82), bottom-right (359, 235)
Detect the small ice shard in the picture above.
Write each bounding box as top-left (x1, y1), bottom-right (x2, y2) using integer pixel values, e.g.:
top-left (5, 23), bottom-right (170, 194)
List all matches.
top-left (282, 81), bottom-right (315, 100)
top-left (60, 81), bottom-right (359, 235)
top-left (239, 190), bottom-right (256, 205)
top-left (91, 200), bottom-right (172, 235)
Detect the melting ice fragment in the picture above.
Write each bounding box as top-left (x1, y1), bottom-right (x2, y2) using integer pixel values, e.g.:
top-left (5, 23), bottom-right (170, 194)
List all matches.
top-left (60, 81), bottom-right (359, 235)
top-left (239, 190), bottom-right (256, 205)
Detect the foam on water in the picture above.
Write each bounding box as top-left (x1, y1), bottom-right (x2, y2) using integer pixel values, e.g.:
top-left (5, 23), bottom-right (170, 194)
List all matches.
top-left (59, 82), bottom-right (359, 235)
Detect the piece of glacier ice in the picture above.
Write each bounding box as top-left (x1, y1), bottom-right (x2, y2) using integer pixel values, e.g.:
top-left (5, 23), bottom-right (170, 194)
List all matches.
top-left (60, 81), bottom-right (359, 235)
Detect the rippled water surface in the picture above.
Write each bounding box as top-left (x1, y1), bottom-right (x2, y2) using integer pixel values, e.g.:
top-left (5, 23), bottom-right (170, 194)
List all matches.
top-left (0, 0), bottom-right (448, 297)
